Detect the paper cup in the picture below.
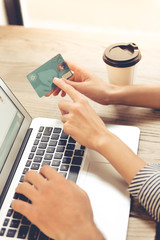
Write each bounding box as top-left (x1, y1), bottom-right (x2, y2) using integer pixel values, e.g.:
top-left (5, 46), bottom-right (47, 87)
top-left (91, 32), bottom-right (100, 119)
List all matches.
top-left (103, 43), bottom-right (141, 85)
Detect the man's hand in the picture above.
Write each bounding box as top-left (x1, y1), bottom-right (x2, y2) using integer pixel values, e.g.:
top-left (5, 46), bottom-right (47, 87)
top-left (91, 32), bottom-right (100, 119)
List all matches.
top-left (12, 166), bottom-right (104, 240)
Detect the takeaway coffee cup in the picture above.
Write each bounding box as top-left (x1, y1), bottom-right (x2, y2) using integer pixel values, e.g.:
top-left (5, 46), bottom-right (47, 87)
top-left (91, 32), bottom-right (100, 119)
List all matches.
top-left (103, 43), bottom-right (141, 85)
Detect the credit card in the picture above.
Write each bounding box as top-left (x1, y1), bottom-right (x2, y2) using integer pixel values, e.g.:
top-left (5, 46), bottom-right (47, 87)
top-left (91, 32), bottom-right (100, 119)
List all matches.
top-left (26, 54), bottom-right (73, 97)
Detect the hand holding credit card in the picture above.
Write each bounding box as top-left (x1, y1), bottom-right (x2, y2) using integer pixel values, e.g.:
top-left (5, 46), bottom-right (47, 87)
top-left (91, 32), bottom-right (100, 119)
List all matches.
top-left (26, 54), bottom-right (73, 97)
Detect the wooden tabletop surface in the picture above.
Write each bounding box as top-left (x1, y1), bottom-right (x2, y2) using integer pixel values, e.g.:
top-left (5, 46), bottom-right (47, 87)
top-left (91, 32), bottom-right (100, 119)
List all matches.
top-left (1, 25), bottom-right (160, 239)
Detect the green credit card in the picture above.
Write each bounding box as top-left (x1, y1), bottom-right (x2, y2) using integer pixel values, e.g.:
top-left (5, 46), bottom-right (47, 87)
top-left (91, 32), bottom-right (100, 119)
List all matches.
top-left (26, 54), bottom-right (73, 97)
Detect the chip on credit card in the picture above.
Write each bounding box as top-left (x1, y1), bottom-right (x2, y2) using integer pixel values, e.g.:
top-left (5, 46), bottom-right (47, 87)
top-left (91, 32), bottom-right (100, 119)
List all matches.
top-left (26, 54), bottom-right (73, 97)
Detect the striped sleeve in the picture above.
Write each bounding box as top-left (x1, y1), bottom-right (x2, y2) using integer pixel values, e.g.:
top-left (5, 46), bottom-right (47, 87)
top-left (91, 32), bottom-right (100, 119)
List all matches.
top-left (128, 164), bottom-right (160, 222)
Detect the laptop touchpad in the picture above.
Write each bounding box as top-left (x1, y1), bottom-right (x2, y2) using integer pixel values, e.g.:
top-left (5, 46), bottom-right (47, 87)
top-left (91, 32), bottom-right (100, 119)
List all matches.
top-left (81, 162), bottom-right (130, 240)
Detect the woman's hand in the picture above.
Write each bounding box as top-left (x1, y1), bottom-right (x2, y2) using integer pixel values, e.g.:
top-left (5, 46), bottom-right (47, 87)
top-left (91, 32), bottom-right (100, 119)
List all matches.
top-left (53, 78), bottom-right (146, 185)
top-left (54, 78), bottom-right (109, 150)
top-left (45, 62), bottom-right (118, 105)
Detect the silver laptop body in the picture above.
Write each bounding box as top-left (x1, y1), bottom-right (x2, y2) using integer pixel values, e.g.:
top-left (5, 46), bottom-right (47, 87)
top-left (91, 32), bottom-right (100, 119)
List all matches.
top-left (0, 78), bottom-right (140, 240)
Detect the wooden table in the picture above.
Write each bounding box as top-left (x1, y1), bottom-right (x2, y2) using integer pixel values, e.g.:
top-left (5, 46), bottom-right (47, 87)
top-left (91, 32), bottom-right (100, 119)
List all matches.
top-left (0, 25), bottom-right (160, 239)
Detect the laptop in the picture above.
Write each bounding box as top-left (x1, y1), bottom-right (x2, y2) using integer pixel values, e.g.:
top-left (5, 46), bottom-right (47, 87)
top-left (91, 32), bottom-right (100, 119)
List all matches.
top-left (0, 77), bottom-right (140, 240)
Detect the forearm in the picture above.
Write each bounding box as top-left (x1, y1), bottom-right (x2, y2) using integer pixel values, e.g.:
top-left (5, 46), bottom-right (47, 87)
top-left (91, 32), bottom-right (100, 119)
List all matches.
top-left (67, 221), bottom-right (105, 240)
top-left (95, 129), bottom-right (147, 185)
top-left (108, 84), bottom-right (160, 109)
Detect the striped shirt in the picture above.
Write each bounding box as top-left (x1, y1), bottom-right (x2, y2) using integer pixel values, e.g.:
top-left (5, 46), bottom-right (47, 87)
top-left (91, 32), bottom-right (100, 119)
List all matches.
top-left (128, 164), bottom-right (160, 222)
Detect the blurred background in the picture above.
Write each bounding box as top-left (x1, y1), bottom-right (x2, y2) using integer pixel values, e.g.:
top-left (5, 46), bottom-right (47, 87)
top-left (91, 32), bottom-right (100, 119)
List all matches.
top-left (1, 0), bottom-right (160, 34)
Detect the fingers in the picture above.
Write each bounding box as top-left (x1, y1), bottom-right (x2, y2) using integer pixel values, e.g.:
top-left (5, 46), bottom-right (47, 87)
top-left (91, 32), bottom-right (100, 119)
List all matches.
top-left (45, 61), bottom-right (90, 98)
top-left (13, 170), bottom-right (46, 202)
top-left (11, 199), bottom-right (33, 217)
top-left (61, 90), bottom-right (66, 97)
top-left (58, 100), bottom-right (73, 124)
top-left (58, 99), bottom-right (73, 115)
top-left (63, 78), bottom-right (84, 89)
top-left (66, 61), bottom-right (77, 71)
top-left (13, 166), bottom-right (64, 203)
top-left (24, 170), bottom-right (46, 189)
top-left (40, 165), bottom-right (63, 181)
top-left (45, 89), bottom-right (53, 97)
top-left (24, 166), bottom-right (63, 188)
top-left (45, 87), bottom-right (66, 97)
top-left (52, 88), bottom-right (61, 96)
top-left (53, 78), bottom-right (82, 102)
top-left (66, 61), bottom-right (89, 79)
top-left (15, 181), bottom-right (38, 202)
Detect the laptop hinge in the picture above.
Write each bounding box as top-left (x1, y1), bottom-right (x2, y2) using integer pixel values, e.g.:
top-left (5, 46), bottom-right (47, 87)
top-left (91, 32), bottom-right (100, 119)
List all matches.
top-left (0, 128), bottom-right (33, 208)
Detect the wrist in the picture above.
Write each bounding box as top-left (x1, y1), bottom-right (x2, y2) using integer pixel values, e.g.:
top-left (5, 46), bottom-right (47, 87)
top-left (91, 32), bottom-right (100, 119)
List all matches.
top-left (107, 84), bottom-right (160, 108)
top-left (106, 85), bottom-right (124, 105)
top-left (95, 128), bottom-right (114, 155)
top-left (66, 221), bottom-right (105, 240)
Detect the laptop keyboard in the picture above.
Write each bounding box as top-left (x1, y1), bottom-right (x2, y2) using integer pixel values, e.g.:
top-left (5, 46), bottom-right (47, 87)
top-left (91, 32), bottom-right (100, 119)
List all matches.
top-left (0, 126), bottom-right (86, 239)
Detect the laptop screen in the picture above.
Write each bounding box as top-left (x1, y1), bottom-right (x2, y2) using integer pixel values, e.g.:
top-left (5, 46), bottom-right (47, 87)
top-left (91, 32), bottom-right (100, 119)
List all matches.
top-left (0, 78), bottom-right (32, 203)
top-left (0, 87), bottom-right (24, 173)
